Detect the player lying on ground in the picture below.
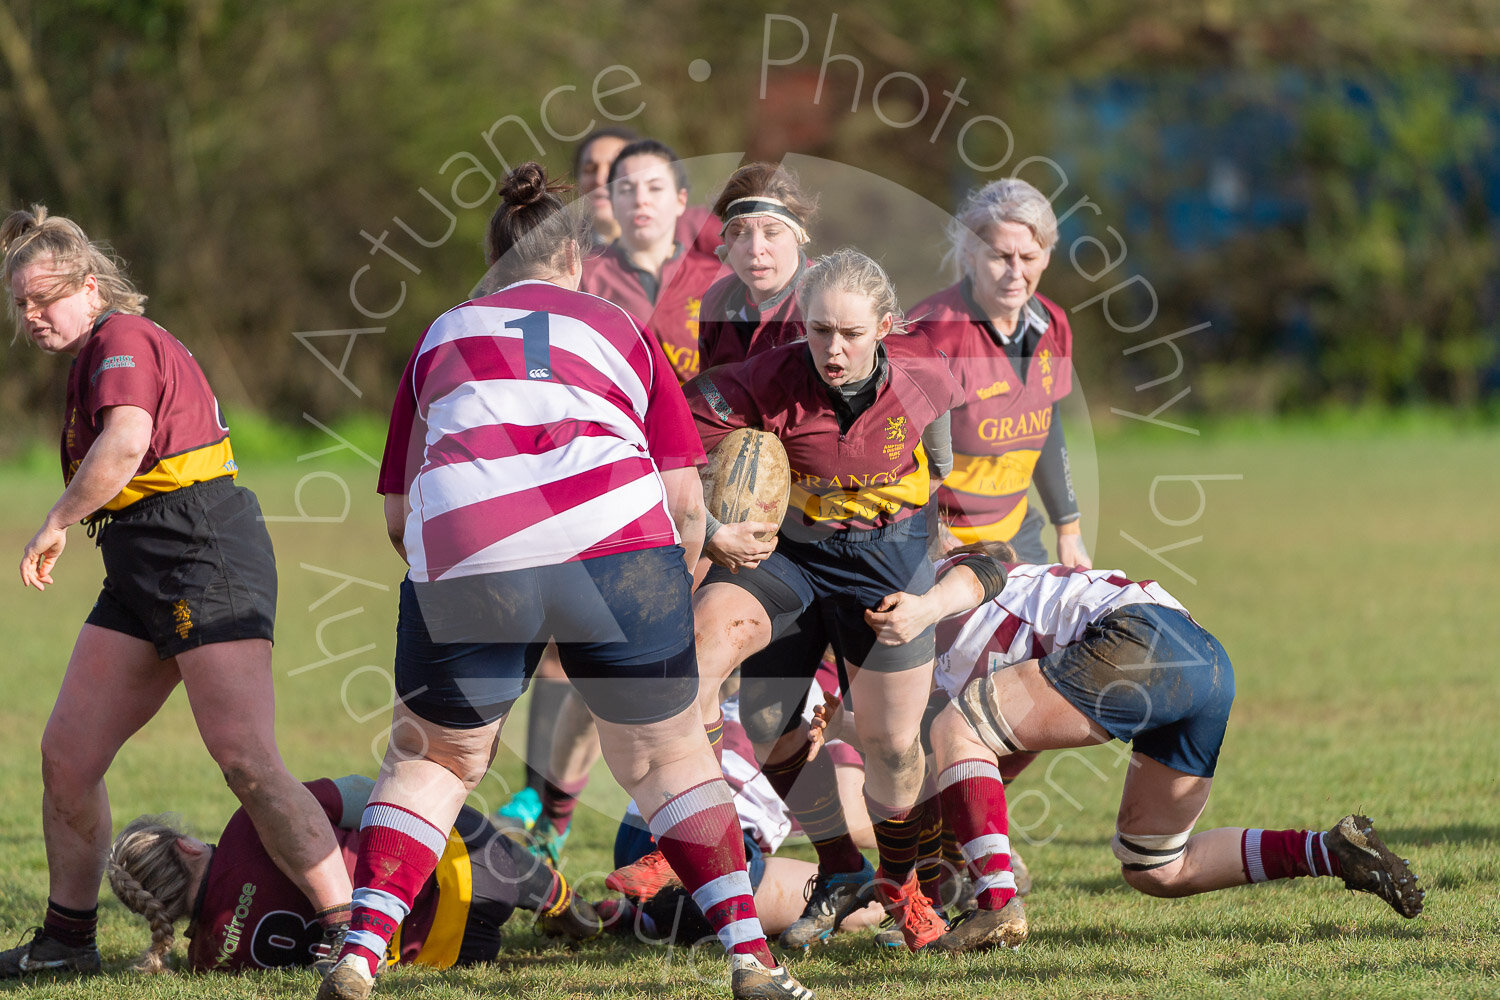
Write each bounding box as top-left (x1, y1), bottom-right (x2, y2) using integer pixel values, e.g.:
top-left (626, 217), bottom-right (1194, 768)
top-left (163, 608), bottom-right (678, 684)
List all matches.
top-left (844, 541), bottom-right (1425, 952)
top-left (107, 776), bottom-right (599, 973)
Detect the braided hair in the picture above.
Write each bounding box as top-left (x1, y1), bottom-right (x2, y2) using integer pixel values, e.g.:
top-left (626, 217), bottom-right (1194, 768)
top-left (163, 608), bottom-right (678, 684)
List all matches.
top-left (107, 815), bottom-right (197, 974)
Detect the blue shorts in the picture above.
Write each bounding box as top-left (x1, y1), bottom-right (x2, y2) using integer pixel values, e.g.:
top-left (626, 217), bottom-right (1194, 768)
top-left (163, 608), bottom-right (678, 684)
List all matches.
top-left (394, 547), bottom-right (699, 729)
top-left (707, 513), bottom-right (937, 673)
top-left (1039, 604), bottom-right (1234, 777)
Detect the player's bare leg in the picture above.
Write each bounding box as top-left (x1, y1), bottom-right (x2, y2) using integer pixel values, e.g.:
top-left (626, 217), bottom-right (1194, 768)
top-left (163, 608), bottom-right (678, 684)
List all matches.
top-left (179, 638), bottom-right (354, 918)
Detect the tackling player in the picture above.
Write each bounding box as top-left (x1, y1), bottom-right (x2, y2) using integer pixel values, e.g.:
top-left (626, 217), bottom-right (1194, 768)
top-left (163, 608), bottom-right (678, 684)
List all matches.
top-left (857, 543), bottom-right (1425, 952)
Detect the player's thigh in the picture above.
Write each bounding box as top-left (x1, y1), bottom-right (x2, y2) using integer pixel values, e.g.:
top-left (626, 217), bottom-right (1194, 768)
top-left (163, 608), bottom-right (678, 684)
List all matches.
top-left (1116, 751), bottom-right (1213, 837)
top-left (43, 624), bottom-right (181, 781)
top-left (176, 637), bottom-right (284, 768)
top-left (845, 658), bottom-right (934, 759)
top-left (957, 659), bottom-right (1110, 755)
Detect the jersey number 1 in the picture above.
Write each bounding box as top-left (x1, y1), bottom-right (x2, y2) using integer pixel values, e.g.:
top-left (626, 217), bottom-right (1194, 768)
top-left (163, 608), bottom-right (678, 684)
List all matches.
top-left (508, 312), bottom-right (553, 381)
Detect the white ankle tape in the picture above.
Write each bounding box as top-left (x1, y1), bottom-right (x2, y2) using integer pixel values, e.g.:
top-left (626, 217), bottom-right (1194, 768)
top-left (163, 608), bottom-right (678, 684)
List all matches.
top-left (1111, 830), bottom-right (1191, 871)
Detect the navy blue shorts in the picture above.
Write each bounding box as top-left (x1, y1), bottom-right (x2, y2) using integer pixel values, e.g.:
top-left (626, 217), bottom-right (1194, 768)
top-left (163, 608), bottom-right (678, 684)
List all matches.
top-left (706, 513), bottom-right (937, 674)
top-left (1039, 603), bottom-right (1234, 777)
top-left (394, 546), bottom-right (699, 729)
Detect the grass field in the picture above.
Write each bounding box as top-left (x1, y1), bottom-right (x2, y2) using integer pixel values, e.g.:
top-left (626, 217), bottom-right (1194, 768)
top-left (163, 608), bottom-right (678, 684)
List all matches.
top-left (0, 419), bottom-right (1496, 999)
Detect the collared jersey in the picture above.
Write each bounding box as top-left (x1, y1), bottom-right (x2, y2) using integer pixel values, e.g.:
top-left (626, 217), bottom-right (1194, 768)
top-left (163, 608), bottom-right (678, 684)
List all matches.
top-left (377, 280), bottom-right (705, 582)
top-left (696, 268), bottom-right (805, 370)
top-left (579, 240), bottom-right (724, 382)
top-left (686, 335), bottom-right (965, 531)
top-left (933, 560), bottom-right (1189, 698)
top-left (910, 284), bottom-right (1073, 541)
top-left (63, 313), bottom-right (237, 513)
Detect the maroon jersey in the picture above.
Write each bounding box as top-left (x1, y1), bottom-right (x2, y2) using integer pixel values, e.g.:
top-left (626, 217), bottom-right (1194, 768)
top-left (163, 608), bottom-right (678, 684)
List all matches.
top-left (63, 313), bottom-right (237, 513)
top-left (696, 268), bottom-right (805, 370)
top-left (186, 781), bottom-right (450, 972)
top-left (579, 240), bottom-right (724, 382)
top-left (686, 335), bottom-right (965, 531)
top-left (909, 284), bottom-right (1073, 543)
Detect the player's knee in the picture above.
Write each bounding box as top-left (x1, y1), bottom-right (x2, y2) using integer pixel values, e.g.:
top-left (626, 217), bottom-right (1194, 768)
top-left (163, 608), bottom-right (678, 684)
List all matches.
top-left (862, 729), bottom-right (922, 779)
top-left (1113, 830), bottom-right (1192, 898)
top-left (740, 700), bottom-right (793, 746)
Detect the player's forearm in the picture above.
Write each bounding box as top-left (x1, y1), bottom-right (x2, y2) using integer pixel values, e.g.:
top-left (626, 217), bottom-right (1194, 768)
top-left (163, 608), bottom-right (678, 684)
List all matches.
top-left (662, 466), bottom-right (707, 568)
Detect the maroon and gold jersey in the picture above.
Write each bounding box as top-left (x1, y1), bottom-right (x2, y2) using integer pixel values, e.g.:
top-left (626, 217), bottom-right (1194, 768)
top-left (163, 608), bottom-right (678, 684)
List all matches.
top-left (910, 284), bottom-right (1073, 543)
top-left (686, 335), bottom-right (965, 531)
top-left (579, 241), bottom-right (724, 382)
top-left (696, 270), bottom-right (804, 370)
top-left (63, 313), bottom-right (237, 513)
top-left (187, 781), bottom-right (487, 972)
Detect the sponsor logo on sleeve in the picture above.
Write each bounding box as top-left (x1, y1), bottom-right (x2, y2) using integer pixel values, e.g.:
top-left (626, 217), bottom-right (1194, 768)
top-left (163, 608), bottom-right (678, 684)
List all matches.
top-left (91, 354), bottom-right (136, 384)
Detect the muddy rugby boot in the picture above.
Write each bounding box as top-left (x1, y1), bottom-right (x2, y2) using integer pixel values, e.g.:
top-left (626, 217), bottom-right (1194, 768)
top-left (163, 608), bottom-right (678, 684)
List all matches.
top-left (730, 953), bottom-right (815, 1000)
top-left (934, 896), bottom-right (1028, 953)
top-left (1323, 814), bottom-right (1424, 918)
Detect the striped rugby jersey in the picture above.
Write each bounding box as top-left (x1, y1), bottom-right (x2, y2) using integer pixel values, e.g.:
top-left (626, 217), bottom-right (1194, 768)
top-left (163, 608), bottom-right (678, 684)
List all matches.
top-left (933, 561), bottom-right (1190, 697)
top-left (377, 280), bottom-right (704, 582)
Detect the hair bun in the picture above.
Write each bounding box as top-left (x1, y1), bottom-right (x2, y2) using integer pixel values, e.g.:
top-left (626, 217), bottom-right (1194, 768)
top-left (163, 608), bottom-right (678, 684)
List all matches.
top-left (0, 205), bottom-right (47, 255)
top-left (500, 163), bottom-right (551, 208)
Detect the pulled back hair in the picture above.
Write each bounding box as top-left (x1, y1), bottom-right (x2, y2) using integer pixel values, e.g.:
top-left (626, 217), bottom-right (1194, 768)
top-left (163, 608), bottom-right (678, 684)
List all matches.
top-left (1, 205), bottom-right (147, 338)
top-left (711, 162), bottom-right (817, 228)
top-left (606, 138), bottom-right (689, 192)
top-left (949, 538), bottom-right (1019, 563)
top-left (107, 815), bottom-right (196, 974)
top-left (795, 247), bottom-right (907, 333)
top-left (481, 162), bottom-right (591, 289)
top-left (944, 178), bottom-right (1058, 281)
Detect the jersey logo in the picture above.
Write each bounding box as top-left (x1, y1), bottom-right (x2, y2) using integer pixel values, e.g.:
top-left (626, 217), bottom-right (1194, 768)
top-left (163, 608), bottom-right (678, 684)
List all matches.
top-left (91, 354), bottom-right (136, 383)
top-left (1038, 349), bottom-right (1054, 393)
top-left (977, 379), bottom-right (1011, 400)
top-left (885, 416), bottom-right (907, 442)
top-left (527, 367), bottom-right (552, 379)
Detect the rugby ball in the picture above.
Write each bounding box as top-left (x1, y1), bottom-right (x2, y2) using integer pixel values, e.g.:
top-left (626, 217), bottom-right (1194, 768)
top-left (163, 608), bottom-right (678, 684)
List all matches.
top-left (703, 429), bottom-right (790, 540)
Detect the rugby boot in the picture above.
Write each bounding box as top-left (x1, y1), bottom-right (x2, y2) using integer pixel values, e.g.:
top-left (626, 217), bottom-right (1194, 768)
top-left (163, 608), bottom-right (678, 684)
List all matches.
top-left (494, 786), bottom-right (543, 833)
top-left (605, 848), bottom-right (682, 902)
top-left (315, 953), bottom-right (376, 1000)
top-left (1323, 814), bottom-right (1424, 918)
top-left (871, 869), bottom-right (948, 952)
top-left (0, 928), bottom-right (101, 979)
top-left (934, 896), bottom-right (1028, 953)
top-left (311, 922), bottom-right (351, 976)
top-left (729, 953), bottom-right (815, 1000)
top-left (779, 857), bottom-right (876, 950)
top-left (528, 823), bottom-right (570, 869)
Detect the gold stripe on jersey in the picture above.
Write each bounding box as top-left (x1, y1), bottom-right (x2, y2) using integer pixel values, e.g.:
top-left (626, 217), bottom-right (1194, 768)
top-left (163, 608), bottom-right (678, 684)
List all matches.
top-left (947, 498), bottom-right (1030, 546)
top-left (105, 436), bottom-right (239, 510)
top-left (945, 448), bottom-right (1041, 500)
top-left (790, 445), bottom-right (931, 525)
top-left (411, 828), bottom-right (474, 969)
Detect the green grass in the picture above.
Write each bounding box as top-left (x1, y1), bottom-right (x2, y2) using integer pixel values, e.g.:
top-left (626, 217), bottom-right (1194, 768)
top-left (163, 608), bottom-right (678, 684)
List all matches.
top-left (1, 424), bottom-right (1497, 998)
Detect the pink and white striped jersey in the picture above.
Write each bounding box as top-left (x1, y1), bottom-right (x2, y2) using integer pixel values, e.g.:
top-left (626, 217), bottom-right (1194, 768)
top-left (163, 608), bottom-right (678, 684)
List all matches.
top-left (377, 280), bottom-right (704, 582)
top-left (934, 562), bottom-right (1190, 698)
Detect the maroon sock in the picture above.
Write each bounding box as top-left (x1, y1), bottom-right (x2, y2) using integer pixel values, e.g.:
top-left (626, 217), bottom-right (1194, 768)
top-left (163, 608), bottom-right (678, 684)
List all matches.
top-left (937, 759), bottom-right (1016, 911)
top-left (1241, 828), bottom-right (1341, 882)
top-left (647, 779), bottom-right (775, 968)
top-left (541, 777), bottom-right (587, 836)
top-left (343, 802), bottom-right (448, 976)
top-left (763, 738), bottom-right (865, 873)
top-left (43, 900), bottom-right (97, 949)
